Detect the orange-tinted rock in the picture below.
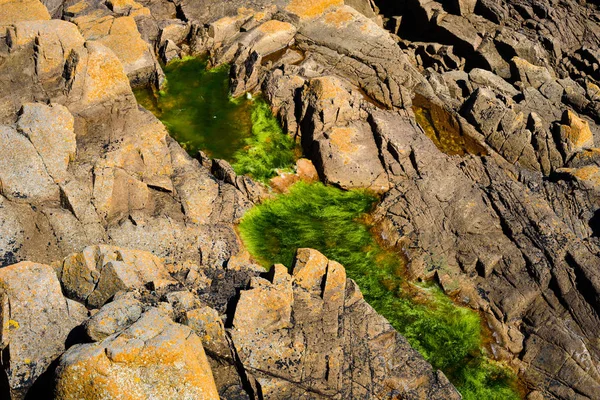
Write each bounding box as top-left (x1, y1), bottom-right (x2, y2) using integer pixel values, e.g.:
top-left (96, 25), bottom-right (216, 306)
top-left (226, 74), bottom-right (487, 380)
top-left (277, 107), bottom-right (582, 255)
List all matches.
top-left (0, 0), bottom-right (50, 25)
top-left (54, 308), bottom-right (219, 400)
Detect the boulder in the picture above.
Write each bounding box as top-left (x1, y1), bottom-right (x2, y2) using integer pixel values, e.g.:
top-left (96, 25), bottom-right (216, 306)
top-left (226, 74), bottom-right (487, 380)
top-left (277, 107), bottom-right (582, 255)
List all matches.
top-left (557, 110), bottom-right (595, 160)
top-left (230, 249), bottom-right (461, 399)
top-left (300, 76), bottom-right (389, 192)
top-left (54, 308), bottom-right (220, 400)
top-left (17, 103), bottom-right (76, 183)
top-left (0, 0), bottom-right (50, 25)
top-left (0, 262), bottom-right (87, 399)
top-left (70, 13), bottom-right (158, 86)
top-left (84, 297), bottom-right (143, 341)
top-left (59, 245), bottom-right (176, 308)
top-left (511, 57), bottom-right (553, 90)
top-left (0, 126), bottom-right (58, 203)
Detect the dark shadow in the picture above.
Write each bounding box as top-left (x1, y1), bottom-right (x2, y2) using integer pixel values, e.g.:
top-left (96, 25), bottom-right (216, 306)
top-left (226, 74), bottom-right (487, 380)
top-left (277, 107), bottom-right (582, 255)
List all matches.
top-left (24, 357), bottom-right (60, 400)
top-left (589, 209), bottom-right (600, 237)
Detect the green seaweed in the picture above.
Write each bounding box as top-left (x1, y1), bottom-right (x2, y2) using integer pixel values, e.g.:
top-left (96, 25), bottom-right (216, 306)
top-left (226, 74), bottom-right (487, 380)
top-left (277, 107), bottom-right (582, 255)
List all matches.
top-left (231, 98), bottom-right (298, 182)
top-left (238, 181), bottom-right (521, 399)
top-left (134, 57), bottom-right (296, 181)
top-left (134, 57), bottom-right (253, 160)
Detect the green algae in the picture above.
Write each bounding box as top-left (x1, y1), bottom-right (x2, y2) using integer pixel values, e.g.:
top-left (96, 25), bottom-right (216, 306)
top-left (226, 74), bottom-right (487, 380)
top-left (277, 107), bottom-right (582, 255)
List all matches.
top-left (238, 181), bottom-right (521, 400)
top-left (134, 57), bottom-right (253, 160)
top-left (134, 57), bottom-right (296, 181)
top-left (231, 98), bottom-right (298, 182)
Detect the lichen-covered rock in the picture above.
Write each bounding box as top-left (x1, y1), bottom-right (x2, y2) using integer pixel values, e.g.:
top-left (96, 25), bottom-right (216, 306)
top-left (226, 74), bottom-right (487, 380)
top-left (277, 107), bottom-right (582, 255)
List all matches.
top-left (69, 13), bottom-right (159, 85)
top-left (54, 308), bottom-right (220, 400)
top-left (84, 297), bottom-right (143, 341)
top-left (0, 261), bottom-right (87, 399)
top-left (17, 103), bottom-right (76, 183)
top-left (0, 126), bottom-right (58, 203)
top-left (230, 249), bottom-right (461, 399)
top-left (59, 245), bottom-right (176, 307)
top-left (0, 0), bottom-right (50, 25)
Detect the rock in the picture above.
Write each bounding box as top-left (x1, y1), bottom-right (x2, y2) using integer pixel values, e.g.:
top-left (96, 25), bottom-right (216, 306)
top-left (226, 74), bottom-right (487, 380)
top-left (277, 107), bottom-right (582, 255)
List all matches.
top-left (70, 14), bottom-right (158, 86)
top-left (0, 261), bottom-right (87, 399)
top-left (184, 306), bottom-right (230, 360)
top-left (17, 103), bottom-right (76, 183)
top-left (0, 126), bottom-right (58, 203)
top-left (230, 249), bottom-right (461, 399)
top-left (300, 76), bottom-right (389, 192)
top-left (0, 0), bottom-right (50, 25)
top-left (84, 297), bottom-right (143, 341)
top-left (59, 245), bottom-right (176, 308)
top-left (469, 68), bottom-right (519, 97)
top-left (454, 0), bottom-right (478, 15)
top-left (54, 308), bottom-right (220, 400)
top-left (557, 110), bottom-right (594, 160)
top-left (511, 57), bottom-right (553, 89)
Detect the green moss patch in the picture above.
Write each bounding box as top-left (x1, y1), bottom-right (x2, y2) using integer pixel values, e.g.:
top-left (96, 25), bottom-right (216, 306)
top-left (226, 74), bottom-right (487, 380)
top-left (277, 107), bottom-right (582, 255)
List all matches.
top-left (238, 181), bottom-right (521, 399)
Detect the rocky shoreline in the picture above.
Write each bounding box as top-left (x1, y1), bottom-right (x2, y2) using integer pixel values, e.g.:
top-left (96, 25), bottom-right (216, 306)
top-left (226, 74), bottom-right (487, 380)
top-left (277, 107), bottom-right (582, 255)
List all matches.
top-left (0, 0), bottom-right (599, 399)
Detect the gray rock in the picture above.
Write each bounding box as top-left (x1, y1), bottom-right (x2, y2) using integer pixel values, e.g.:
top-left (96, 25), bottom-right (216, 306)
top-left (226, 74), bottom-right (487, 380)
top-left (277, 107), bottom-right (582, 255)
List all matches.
top-left (0, 261), bottom-right (87, 399)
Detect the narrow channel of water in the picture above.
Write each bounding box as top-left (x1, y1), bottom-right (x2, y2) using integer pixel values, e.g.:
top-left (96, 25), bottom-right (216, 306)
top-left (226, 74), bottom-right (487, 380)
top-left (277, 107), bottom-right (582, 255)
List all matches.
top-left (134, 57), bottom-right (522, 400)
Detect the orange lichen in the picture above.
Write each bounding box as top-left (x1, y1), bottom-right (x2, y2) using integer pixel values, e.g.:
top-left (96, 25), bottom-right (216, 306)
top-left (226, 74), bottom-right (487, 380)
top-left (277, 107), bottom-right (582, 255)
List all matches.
top-left (310, 76), bottom-right (346, 100)
top-left (329, 127), bottom-right (359, 157)
top-left (286, 0), bottom-right (343, 19)
top-left (258, 19), bottom-right (294, 34)
top-left (563, 110), bottom-right (593, 148)
top-left (323, 7), bottom-right (355, 28)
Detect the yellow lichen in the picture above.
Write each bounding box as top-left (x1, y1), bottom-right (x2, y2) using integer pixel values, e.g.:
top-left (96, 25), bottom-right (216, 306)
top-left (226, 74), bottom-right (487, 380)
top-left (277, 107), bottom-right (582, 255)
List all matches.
top-left (323, 7), bottom-right (355, 28)
top-left (286, 0), bottom-right (344, 19)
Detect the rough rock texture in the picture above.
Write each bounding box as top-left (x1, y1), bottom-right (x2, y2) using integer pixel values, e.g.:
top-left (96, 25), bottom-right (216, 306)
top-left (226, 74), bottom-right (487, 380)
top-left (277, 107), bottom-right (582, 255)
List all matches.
top-left (231, 248), bottom-right (460, 399)
top-left (0, 261), bottom-right (87, 399)
top-left (2, 0), bottom-right (600, 399)
top-left (0, 13), bottom-right (251, 268)
top-left (54, 308), bottom-right (220, 400)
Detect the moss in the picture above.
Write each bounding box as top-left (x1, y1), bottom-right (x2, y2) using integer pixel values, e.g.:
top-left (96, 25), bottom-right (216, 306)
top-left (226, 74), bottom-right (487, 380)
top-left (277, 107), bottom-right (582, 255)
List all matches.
top-left (239, 181), bottom-right (521, 399)
top-left (231, 98), bottom-right (298, 182)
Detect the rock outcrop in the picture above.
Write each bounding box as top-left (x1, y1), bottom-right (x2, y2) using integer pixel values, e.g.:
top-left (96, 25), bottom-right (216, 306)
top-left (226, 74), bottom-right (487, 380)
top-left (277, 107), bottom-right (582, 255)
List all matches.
top-left (1, 0), bottom-right (600, 399)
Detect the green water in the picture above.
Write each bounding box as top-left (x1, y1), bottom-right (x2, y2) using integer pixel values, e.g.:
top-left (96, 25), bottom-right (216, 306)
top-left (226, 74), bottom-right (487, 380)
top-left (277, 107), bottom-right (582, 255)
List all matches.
top-left (134, 57), bottom-right (296, 181)
top-left (135, 57), bottom-right (253, 160)
top-left (239, 181), bottom-right (521, 400)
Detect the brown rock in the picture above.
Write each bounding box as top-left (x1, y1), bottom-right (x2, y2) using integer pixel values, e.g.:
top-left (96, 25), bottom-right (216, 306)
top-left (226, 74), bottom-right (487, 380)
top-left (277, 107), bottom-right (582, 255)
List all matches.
top-left (60, 245), bottom-right (175, 308)
top-left (0, 0), bottom-right (50, 25)
top-left (230, 249), bottom-right (461, 399)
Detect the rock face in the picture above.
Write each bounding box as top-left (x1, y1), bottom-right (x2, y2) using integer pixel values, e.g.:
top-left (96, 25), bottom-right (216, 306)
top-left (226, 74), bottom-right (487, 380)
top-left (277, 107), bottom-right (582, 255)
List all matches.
top-left (54, 308), bottom-right (220, 400)
top-left (0, 261), bottom-right (87, 399)
top-left (231, 249), bottom-right (460, 399)
top-left (1, 0), bottom-right (600, 399)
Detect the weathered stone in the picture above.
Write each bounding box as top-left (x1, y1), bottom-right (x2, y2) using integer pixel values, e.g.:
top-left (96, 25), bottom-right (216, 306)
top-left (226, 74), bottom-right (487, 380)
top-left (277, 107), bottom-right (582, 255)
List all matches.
top-left (85, 297), bottom-right (143, 341)
top-left (17, 103), bottom-right (76, 183)
top-left (60, 245), bottom-right (175, 307)
top-left (511, 57), bottom-right (554, 89)
top-left (54, 308), bottom-right (220, 400)
top-left (0, 0), bottom-right (50, 25)
top-left (70, 14), bottom-right (158, 86)
top-left (0, 126), bottom-right (58, 203)
top-left (0, 262), bottom-right (86, 399)
top-left (184, 306), bottom-right (230, 359)
top-left (557, 110), bottom-right (594, 160)
top-left (230, 249), bottom-right (461, 399)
